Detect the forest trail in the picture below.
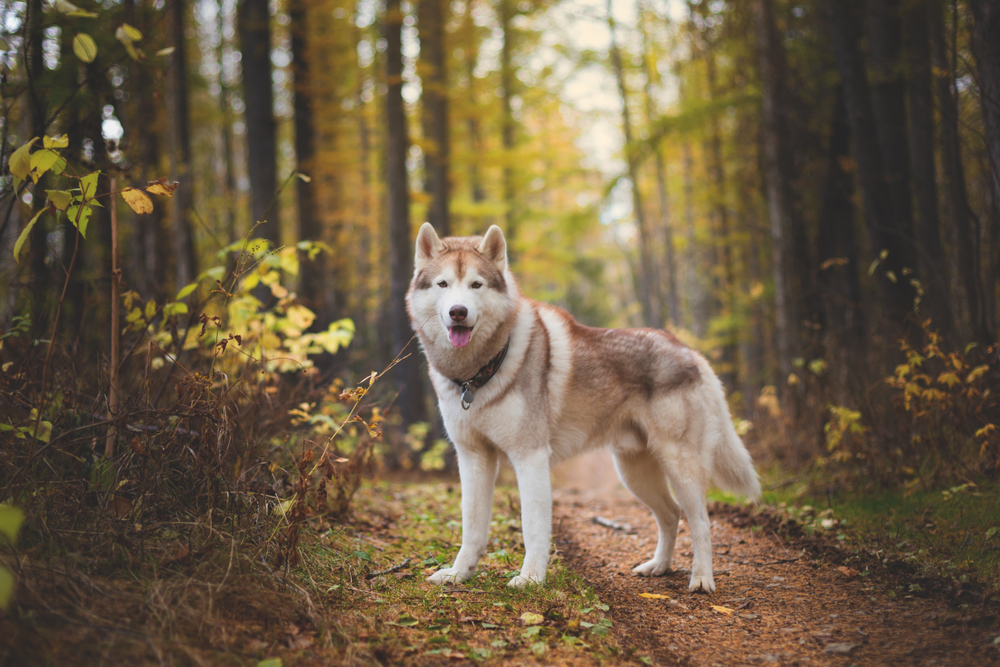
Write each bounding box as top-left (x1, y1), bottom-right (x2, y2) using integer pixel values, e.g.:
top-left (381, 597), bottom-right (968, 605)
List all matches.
top-left (551, 451), bottom-right (999, 666)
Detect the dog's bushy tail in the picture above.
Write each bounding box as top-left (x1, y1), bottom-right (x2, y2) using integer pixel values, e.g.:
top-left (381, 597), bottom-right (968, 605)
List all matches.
top-left (704, 364), bottom-right (762, 502)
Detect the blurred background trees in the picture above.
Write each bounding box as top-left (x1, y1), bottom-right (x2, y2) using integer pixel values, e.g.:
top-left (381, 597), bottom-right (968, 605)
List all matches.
top-left (1, 0), bottom-right (998, 482)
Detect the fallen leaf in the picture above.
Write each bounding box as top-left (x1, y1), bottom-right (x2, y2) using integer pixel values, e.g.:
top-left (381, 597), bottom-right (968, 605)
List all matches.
top-left (711, 605), bottom-right (735, 615)
top-left (837, 566), bottom-right (859, 578)
top-left (639, 593), bottom-right (670, 599)
top-left (823, 642), bottom-right (857, 654)
top-left (520, 612), bottom-right (544, 625)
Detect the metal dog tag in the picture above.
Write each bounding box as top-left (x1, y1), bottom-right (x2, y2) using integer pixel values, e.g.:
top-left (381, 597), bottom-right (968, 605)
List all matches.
top-left (461, 384), bottom-right (475, 410)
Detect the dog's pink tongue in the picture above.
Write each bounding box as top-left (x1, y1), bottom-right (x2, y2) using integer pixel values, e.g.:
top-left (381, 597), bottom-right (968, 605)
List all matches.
top-left (449, 326), bottom-right (472, 348)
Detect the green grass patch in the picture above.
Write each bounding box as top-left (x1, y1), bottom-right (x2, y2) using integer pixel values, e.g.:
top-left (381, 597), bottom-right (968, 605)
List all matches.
top-left (753, 467), bottom-right (1000, 591)
top-left (291, 480), bottom-right (645, 665)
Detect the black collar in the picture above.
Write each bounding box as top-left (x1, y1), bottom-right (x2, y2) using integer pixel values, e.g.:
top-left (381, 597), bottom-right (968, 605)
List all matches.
top-left (451, 338), bottom-right (510, 410)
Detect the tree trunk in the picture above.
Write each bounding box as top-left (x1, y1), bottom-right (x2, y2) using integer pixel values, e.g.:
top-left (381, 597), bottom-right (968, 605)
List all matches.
top-left (968, 0), bottom-right (1000, 340)
top-left (217, 0), bottom-right (238, 242)
top-left (930, 0), bottom-right (989, 342)
top-left (500, 0), bottom-right (516, 256)
top-left (168, 0), bottom-right (197, 288)
top-left (291, 0), bottom-right (330, 328)
top-left (824, 0), bottom-right (916, 318)
top-left (682, 141), bottom-right (705, 336)
top-left (640, 3), bottom-right (679, 327)
top-left (239, 0), bottom-right (280, 244)
top-left (817, 87), bottom-right (866, 398)
top-left (867, 0), bottom-right (917, 273)
top-left (754, 0), bottom-right (796, 398)
top-left (26, 0), bottom-right (49, 328)
top-left (903, 0), bottom-right (954, 339)
top-left (418, 0), bottom-right (451, 236)
top-left (608, 0), bottom-right (660, 329)
top-left (384, 0), bottom-right (427, 430)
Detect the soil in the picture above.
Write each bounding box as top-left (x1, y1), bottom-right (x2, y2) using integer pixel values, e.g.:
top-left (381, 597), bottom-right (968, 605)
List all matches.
top-left (550, 450), bottom-right (1000, 666)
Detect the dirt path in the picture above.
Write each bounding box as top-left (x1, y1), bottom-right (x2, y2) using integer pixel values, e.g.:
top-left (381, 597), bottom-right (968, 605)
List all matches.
top-left (551, 450), bottom-right (999, 666)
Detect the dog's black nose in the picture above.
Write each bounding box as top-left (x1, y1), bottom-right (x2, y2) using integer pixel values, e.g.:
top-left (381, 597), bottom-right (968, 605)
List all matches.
top-left (450, 305), bottom-right (468, 322)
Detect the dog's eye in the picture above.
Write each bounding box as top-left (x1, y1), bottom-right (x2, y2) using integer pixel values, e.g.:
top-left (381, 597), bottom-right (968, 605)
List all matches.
top-left (470, 281), bottom-right (483, 289)
top-left (437, 281), bottom-right (447, 288)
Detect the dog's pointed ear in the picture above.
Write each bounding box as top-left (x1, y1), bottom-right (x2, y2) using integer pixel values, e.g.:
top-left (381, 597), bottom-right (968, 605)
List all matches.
top-left (415, 222), bottom-right (443, 272)
top-left (478, 225), bottom-right (507, 272)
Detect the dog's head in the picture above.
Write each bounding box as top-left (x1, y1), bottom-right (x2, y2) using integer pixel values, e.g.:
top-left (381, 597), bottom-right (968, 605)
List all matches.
top-left (406, 223), bottom-right (516, 354)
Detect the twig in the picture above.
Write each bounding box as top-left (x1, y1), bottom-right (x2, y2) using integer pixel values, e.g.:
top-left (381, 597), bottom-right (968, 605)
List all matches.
top-left (592, 516), bottom-right (637, 534)
top-left (106, 176), bottom-right (120, 458)
top-left (365, 557), bottom-right (411, 580)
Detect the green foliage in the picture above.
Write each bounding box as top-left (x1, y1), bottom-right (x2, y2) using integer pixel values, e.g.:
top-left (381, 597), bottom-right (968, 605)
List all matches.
top-left (0, 504), bottom-right (25, 609)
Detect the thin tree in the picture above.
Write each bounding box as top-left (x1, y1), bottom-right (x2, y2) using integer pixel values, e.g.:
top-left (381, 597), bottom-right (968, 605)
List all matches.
top-left (239, 0), bottom-right (280, 244)
top-left (167, 0), bottom-right (197, 288)
top-left (384, 0), bottom-right (427, 430)
top-left (500, 0), bottom-right (517, 256)
top-left (754, 0), bottom-right (795, 395)
top-left (608, 0), bottom-right (660, 328)
top-left (929, 0), bottom-right (989, 342)
top-left (417, 0), bottom-right (451, 236)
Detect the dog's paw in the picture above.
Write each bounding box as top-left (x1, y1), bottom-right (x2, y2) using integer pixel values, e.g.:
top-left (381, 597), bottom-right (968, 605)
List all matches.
top-left (688, 573), bottom-right (716, 593)
top-left (427, 567), bottom-right (471, 585)
top-left (632, 558), bottom-right (671, 577)
top-left (507, 572), bottom-right (544, 588)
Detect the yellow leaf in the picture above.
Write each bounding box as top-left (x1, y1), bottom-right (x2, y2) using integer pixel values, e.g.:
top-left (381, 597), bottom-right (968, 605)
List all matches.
top-left (46, 190), bottom-right (72, 211)
top-left (638, 593), bottom-right (669, 599)
top-left (13, 208), bottom-right (46, 263)
top-left (937, 372), bottom-right (961, 388)
top-left (120, 187), bottom-right (153, 214)
top-left (43, 134), bottom-right (69, 149)
top-left (711, 605), bottom-right (734, 615)
top-left (72, 33), bottom-right (97, 63)
top-left (520, 612), bottom-right (544, 625)
top-left (156, 46), bottom-right (175, 57)
top-left (120, 23), bottom-right (142, 41)
top-left (976, 424), bottom-right (996, 439)
top-left (146, 179), bottom-right (179, 196)
top-left (8, 139), bottom-right (35, 181)
top-left (967, 365), bottom-right (989, 383)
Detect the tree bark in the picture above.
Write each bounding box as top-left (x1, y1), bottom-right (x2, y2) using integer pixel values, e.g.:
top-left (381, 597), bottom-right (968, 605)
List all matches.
top-left (903, 0), bottom-right (954, 338)
top-left (968, 0), bottom-right (1000, 340)
top-left (640, 3), bottom-right (679, 327)
top-left (608, 0), bottom-right (660, 328)
top-left (754, 0), bottom-right (796, 397)
top-left (930, 0), bottom-right (989, 342)
top-left (168, 0), bottom-right (197, 288)
top-left (239, 0), bottom-right (280, 244)
top-left (867, 0), bottom-right (916, 272)
top-left (500, 0), bottom-right (516, 256)
top-left (417, 0), bottom-right (451, 236)
top-left (384, 0), bottom-right (427, 429)
top-left (817, 87), bottom-right (865, 397)
top-left (824, 0), bottom-right (916, 318)
top-left (291, 0), bottom-right (330, 328)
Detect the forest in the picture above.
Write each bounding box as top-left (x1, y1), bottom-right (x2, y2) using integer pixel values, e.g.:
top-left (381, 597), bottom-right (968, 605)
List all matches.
top-left (1, 0), bottom-right (999, 664)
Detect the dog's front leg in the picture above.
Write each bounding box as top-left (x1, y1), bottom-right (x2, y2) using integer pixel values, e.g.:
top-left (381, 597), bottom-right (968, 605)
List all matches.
top-left (508, 446), bottom-right (552, 587)
top-left (427, 443), bottom-right (498, 585)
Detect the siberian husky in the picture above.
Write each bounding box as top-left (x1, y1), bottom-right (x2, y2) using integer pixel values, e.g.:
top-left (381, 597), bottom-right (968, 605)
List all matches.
top-left (405, 224), bottom-right (761, 592)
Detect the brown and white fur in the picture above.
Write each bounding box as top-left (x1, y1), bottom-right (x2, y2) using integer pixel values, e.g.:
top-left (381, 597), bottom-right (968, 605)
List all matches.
top-left (406, 223), bottom-right (761, 592)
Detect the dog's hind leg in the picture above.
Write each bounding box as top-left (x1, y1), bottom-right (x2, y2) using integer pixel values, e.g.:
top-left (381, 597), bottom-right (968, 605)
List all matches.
top-left (428, 443), bottom-right (499, 585)
top-left (666, 473), bottom-right (715, 593)
top-left (613, 448), bottom-right (681, 577)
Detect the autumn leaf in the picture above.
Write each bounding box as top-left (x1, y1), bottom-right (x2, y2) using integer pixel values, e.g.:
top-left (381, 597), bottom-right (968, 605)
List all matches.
top-left (120, 187), bottom-right (153, 214)
top-left (72, 33), bottom-right (97, 63)
top-left (710, 605), bottom-right (734, 615)
top-left (8, 139), bottom-right (35, 181)
top-left (46, 190), bottom-right (72, 211)
top-left (836, 566), bottom-right (859, 578)
top-left (638, 593), bottom-right (670, 599)
top-left (43, 134), bottom-right (69, 149)
top-left (13, 208), bottom-right (46, 263)
top-left (520, 612), bottom-right (544, 625)
top-left (146, 178), bottom-right (179, 196)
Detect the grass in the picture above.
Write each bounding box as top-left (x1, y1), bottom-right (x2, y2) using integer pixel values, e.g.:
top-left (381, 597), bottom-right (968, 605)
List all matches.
top-left (288, 480), bottom-right (644, 665)
top-left (724, 465), bottom-right (1000, 598)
